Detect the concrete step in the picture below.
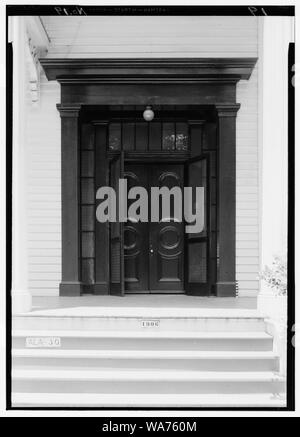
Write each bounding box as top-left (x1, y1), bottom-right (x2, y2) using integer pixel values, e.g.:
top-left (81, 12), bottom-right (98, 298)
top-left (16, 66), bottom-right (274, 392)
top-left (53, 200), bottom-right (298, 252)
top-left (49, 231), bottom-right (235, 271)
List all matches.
top-left (12, 349), bottom-right (280, 372)
top-left (12, 312), bottom-right (266, 332)
top-left (12, 392), bottom-right (287, 408)
top-left (12, 330), bottom-right (273, 351)
top-left (12, 369), bottom-right (286, 395)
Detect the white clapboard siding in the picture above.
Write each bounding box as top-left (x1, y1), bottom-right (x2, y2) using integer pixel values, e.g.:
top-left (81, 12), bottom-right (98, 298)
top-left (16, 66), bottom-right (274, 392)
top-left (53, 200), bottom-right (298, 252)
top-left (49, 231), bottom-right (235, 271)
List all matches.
top-left (41, 16), bottom-right (258, 58)
top-left (26, 74), bottom-right (61, 296)
top-left (26, 16), bottom-right (259, 297)
top-left (236, 60), bottom-right (259, 297)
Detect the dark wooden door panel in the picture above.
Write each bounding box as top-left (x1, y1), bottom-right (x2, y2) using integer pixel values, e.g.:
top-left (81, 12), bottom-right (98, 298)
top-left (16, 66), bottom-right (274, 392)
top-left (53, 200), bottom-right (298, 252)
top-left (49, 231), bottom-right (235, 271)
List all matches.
top-left (149, 165), bottom-right (184, 292)
top-left (150, 224), bottom-right (184, 291)
top-left (185, 155), bottom-right (210, 296)
top-left (124, 165), bottom-right (149, 292)
top-left (110, 152), bottom-right (125, 296)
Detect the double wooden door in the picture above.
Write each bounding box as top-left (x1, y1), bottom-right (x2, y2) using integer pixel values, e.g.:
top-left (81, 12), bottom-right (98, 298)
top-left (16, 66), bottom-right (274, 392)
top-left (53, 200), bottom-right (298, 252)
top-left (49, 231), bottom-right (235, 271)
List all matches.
top-left (109, 152), bottom-right (211, 296)
top-left (124, 163), bottom-right (184, 293)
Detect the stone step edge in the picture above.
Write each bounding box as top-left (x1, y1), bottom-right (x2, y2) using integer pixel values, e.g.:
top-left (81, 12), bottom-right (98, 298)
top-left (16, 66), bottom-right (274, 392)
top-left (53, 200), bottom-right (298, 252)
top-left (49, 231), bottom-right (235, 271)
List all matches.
top-left (12, 349), bottom-right (279, 359)
top-left (11, 392), bottom-right (287, 407)
top-left (12, 330), bottom-right (272, 339)
top-left (12, 369), bottom-right (286, 382)
top-left (13, 308), bottom-right (264, 319)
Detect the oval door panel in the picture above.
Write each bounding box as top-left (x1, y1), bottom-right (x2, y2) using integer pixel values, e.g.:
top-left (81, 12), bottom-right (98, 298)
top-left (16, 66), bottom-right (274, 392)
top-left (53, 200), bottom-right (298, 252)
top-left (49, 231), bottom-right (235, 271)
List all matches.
top-left (124, 226), bottom-right (140, 253)
top-left (158, 171), bottom-right (181, 187)
top-left (159, 226), bottom-right (181, 250)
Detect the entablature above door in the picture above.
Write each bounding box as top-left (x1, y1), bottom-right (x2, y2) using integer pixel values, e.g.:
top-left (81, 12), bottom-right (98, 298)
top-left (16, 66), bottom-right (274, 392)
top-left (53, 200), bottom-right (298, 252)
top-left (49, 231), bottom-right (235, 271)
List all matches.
top-left (40, 58), bottom-right (257, 82)
top-left (40, 57), bottom-right (257, 106)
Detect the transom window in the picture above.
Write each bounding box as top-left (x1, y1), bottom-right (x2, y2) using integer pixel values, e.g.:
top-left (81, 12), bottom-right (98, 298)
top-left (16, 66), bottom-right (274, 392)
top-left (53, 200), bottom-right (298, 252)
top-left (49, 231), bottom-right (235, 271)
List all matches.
top-left (108, 121), bottom-right (189, 152)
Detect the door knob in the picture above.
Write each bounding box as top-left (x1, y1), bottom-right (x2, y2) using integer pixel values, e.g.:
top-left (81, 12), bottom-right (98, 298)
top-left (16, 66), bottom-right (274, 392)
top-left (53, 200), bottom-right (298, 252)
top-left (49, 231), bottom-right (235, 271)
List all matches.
top-left (150, 249), bottom-right (154, 254)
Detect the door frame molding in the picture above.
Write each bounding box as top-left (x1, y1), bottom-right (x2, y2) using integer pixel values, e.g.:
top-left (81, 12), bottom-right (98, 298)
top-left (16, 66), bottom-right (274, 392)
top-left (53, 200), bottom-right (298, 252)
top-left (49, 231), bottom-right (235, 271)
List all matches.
top-left (43, 57), bottom-right (257, 297)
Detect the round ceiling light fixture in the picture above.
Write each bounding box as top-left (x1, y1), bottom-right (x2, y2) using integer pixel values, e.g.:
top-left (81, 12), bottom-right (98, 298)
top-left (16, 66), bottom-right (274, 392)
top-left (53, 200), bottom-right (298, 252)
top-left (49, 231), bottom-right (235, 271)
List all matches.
top-left (143, 105), bottom-right (155, 122)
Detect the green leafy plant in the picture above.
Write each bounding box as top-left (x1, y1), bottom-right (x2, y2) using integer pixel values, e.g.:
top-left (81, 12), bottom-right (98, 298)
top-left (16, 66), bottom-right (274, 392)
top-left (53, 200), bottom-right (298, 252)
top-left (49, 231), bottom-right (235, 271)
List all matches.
top-left (260, 255), bottom-right (287, 296)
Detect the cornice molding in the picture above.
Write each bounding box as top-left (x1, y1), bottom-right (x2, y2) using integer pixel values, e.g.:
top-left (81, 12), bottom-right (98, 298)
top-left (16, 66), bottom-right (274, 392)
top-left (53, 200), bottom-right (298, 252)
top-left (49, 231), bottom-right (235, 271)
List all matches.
top-left (40, 58), bottom-right (257, 83)
top-left (215, 103), bottom-right (241, 117)
top-left (56, 104), bottom-right (82, 117)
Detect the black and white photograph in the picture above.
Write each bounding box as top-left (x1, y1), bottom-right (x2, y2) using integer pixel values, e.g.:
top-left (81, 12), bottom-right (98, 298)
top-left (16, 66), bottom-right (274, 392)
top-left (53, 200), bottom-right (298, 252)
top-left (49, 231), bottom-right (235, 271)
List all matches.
top-left (1, 1), bottom-right (298, 420)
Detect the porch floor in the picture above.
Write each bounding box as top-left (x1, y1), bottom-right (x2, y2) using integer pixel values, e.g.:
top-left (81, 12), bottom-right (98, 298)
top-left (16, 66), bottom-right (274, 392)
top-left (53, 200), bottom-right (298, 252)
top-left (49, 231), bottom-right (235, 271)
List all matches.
top-left (27, 295), bottom-right (259, 318)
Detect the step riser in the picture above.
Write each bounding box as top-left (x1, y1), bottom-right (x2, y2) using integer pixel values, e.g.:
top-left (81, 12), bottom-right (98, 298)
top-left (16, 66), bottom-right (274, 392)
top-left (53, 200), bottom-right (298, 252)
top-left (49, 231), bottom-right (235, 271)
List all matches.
top-left (12, 400), bottom-right (285, 408)
top-left (12, 357), bottom-right (279, 372)
top-left (13, 337), bottom-right (273, 351)
top-left (12, 379), bottom-right (286, 395)
top-left (12, 317), bottom-right (266, 332)
top-left (11, 391), bottom-right (287, 408)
